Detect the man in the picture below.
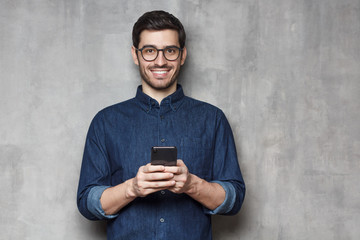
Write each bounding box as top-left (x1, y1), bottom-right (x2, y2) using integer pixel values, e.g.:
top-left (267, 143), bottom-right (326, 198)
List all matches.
top-left (77, 10), bottom-right (245, 240)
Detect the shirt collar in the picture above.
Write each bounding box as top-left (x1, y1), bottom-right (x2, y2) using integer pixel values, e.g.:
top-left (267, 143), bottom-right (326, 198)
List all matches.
top-left (135, 84), bottom-right (185, 113)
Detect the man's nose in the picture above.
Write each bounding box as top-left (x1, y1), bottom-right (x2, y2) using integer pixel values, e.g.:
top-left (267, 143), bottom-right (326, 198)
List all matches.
top-left (154, 50), bottom-right (167, 66)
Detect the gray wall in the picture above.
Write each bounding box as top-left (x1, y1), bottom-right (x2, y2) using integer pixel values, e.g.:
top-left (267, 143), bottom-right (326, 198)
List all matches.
top-left (1, 0), bottom-right (359, 239)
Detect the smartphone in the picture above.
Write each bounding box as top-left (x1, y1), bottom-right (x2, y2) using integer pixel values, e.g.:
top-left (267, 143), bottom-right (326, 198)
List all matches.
top-left (151, 146), bottom-right (177, 166)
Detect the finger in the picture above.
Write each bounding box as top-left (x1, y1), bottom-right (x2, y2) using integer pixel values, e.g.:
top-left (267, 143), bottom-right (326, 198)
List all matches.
top-left (164, 166), bottom-right (182, 174)
top-left (143, 172), bottom-right (174, 181)
top-left (140, 180), bottom-right (176, 189)
top-left (171, 174), bottom-right (188, 187)
top-left (165, 159), bottom-right (187, 173)
top-left (167, 186), bottom-right (182, 194)
top-left (176, 159), bottom-right (185, 166)
top-left (138, 186), bottom-right (172, 197)
top-left (142, 163), bottom-right (165, 173)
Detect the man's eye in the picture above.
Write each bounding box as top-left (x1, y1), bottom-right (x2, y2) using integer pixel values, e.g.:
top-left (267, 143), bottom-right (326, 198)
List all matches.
top-left (145, 48), bottom-right (156, 54)
top-left (166, 48), bottom-right (176, 54)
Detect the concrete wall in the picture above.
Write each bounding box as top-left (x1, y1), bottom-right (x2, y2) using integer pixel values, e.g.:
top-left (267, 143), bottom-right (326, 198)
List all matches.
top-left (1, 0), bottom-right (359, 239)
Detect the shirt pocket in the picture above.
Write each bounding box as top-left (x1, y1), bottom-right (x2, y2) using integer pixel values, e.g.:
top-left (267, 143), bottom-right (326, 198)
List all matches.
top-left (179, 137), bottom-right (213, 180)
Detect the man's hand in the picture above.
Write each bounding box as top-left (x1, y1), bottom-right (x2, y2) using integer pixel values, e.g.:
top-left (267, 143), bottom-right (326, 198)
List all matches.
top-left (101, 163), bottom-right (175, 215)
top-left (127, 163), bottom-right (176, 198)
top-left (164, 160), bottom-right (195, 194)
top-left (164, 159), bottom-right (226, 210)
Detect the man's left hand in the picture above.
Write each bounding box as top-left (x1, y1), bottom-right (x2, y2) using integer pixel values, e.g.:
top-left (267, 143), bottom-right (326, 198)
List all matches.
top-left (165, 159), bottom-right (226, 210)
top-left (164, 159), bottom-right (195, 194)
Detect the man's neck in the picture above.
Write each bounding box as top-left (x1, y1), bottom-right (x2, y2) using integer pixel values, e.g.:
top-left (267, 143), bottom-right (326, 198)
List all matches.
top-left (141, 81), bottom-right (177, 104)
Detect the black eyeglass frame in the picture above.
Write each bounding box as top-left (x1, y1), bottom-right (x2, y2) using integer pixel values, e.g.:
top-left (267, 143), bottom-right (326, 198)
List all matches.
top-left (135, 46), bottom-right (184, 62)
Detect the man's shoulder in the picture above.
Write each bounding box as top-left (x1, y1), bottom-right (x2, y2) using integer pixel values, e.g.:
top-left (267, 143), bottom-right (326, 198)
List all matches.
top-left (92, 97), bottom-right (137, 122)
top-left (101, 98), bottom-right (136, 112)
top-left (183, 96), bottom-right (223, 114)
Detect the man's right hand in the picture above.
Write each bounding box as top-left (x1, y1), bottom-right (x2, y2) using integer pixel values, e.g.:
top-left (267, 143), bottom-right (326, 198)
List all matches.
top-left (126, 163), bottom-right (176, 198)
top-left (101, 163), bottom-right (176, 215)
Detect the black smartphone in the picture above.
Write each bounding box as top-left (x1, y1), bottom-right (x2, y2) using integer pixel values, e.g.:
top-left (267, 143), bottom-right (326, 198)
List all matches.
top-left (151, 146), bottom-right (177, 166)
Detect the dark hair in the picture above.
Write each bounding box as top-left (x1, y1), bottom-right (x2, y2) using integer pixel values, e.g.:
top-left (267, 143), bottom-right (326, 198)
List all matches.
top-left (132, 10), bottom-right (186, 48)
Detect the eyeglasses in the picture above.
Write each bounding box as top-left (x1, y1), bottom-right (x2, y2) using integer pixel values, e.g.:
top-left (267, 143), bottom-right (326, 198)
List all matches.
top-left (136, 46), bottom-right (183, 61)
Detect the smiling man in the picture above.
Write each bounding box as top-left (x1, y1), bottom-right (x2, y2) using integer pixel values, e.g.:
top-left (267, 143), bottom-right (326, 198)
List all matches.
top-left (77, 10), bottom-right (245, 240)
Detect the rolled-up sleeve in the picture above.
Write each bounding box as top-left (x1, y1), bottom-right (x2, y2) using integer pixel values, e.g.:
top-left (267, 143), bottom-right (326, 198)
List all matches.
top-left (87, 186), bottom-right (118, 219)
top-left (203, 180), bottom-right (236, 215)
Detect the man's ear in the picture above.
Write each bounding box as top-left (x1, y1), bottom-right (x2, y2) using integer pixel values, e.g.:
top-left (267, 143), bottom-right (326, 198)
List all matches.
top-left (131, 46), bottom-right (139, 66)
top-left (180, 47), bottom-right (187, 66)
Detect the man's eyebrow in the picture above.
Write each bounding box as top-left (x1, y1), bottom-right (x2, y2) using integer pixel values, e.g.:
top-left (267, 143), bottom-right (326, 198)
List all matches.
top-left (141, 44), bottom-right (156, 48)
top-left (140, 44), bottom-right (180, 49)
top-left (165, 45), bottom-right (181, 48)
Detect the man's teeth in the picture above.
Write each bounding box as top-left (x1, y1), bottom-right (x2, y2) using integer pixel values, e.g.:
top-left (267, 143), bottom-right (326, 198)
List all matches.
top-left (153, 71), bottom-right (168, 74)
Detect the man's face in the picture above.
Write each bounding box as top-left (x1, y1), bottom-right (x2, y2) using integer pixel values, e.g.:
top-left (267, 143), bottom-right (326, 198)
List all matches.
top-left (131, 29), bottom-right (187, 90)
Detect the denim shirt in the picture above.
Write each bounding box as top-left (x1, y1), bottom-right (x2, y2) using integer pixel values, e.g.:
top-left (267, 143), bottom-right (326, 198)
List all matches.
top-left (77, 85), bottom-right (245, 240)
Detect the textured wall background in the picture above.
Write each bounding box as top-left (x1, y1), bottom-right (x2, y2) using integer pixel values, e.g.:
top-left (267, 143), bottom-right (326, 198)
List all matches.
top-left (1, 0), bottom-right (359, 239)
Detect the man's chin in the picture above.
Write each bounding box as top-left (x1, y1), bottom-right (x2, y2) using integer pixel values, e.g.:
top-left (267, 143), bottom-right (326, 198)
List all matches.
top-left (144, 79), bottom-right (177, 91)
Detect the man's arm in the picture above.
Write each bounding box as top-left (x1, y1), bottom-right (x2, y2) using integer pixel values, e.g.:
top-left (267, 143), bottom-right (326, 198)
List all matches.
top-left (100, 164), bottom-right (176, 215)
top-left (165, 160), bottom-right (226, 210)
top-left (77, 113), bottom-right (177, 219)
top-left (163, 110), bottom-right (246, 215)
top-left (184, 174), bottom-right (226, 210)
top-left (209, 110), bottom-right (246, 215)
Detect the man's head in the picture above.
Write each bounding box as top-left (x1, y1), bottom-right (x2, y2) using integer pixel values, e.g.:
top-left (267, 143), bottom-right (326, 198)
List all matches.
top-left (131, 11), bottom-right (187, 92)
top-left (132, 10), bottom-right (186, 49)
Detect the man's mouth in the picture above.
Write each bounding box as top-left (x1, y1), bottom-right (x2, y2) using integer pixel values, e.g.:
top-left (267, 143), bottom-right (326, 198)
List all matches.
top-left (152, 70), bottom-right (168, 74)
top-left (151, 69), bottom-right (171, 78)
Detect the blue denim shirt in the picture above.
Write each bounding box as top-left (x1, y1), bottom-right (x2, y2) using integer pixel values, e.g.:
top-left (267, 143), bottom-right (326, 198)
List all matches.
top-left (77, 85), bottom-right (245, 240)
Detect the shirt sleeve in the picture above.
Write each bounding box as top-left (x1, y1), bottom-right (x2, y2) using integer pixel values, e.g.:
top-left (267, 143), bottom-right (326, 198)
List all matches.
top-left (203, 180), bottom-right (236, 215)
top-left (77, 112), bottom-right (115, 220)
top-left (87, 186), bottom-right (119, 220)
top-left (208, 110), bottom-right (246, 215)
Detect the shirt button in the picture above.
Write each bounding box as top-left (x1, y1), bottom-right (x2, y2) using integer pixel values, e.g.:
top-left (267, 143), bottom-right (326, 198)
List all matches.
top-left (161, 190), bottom-right (165, 195)
top-left (161, 139), bottom-right (165, 143)
top-left (160, 218), bottom-right (165, 223)
top-left (160, 115), bottom-right (164, 119)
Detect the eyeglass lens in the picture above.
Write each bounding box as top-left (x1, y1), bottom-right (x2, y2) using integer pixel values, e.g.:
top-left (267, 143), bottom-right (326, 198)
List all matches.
top-left (141, 47), bottom-right (180, 61)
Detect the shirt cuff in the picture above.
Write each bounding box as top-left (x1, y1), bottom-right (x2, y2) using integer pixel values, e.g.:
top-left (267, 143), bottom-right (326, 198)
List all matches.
top-left (203, 181), bottom-right (236, 215)
top-left (87, 186), bottom-right (119, 220)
